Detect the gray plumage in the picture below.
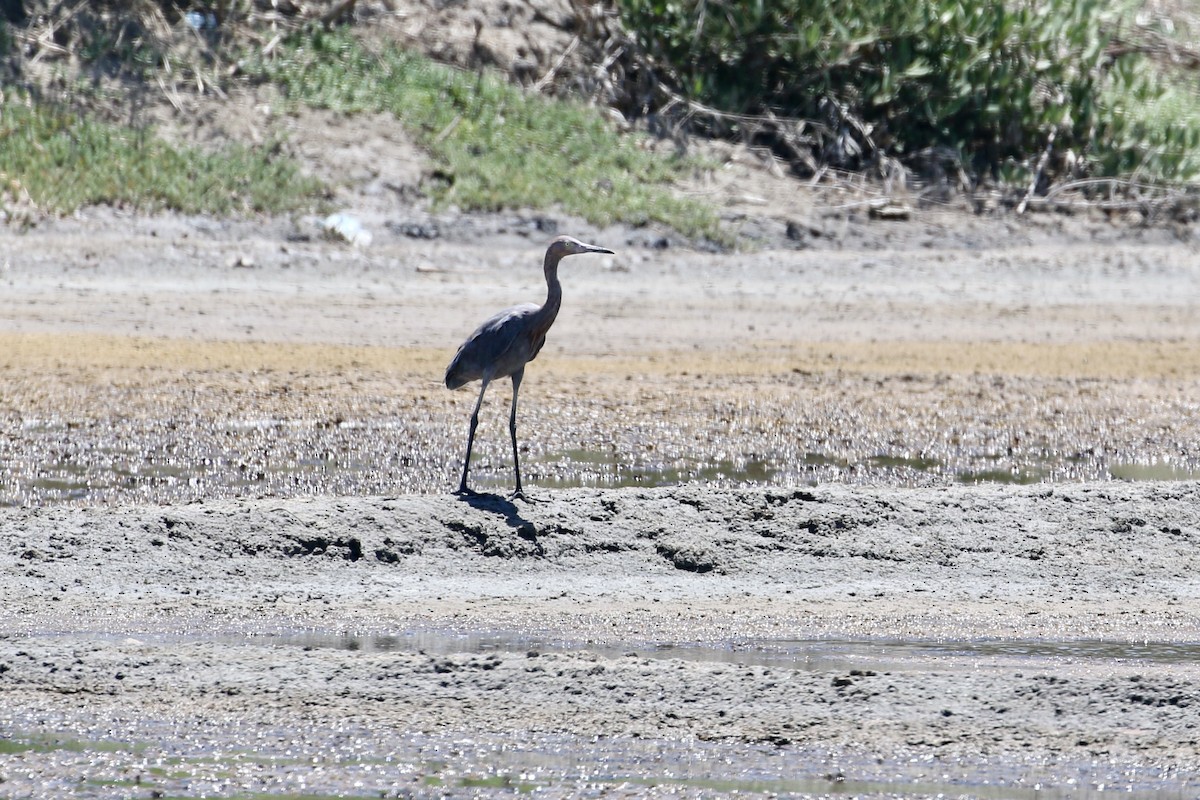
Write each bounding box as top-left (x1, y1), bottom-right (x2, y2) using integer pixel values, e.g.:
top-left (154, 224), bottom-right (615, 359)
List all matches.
top-left (445, 235), bottom-right (614, 497)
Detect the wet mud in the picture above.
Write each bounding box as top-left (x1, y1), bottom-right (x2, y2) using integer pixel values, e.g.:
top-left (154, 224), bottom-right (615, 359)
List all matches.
top-left (2, 484), bottom-right (1200, 798)
top-left (1, 208), bottom-right (1199, 797)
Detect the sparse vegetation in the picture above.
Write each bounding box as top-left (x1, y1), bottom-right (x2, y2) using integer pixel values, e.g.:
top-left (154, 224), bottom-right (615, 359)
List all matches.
top-left (258, 26), bottom-right (725, 242)
top-left (0, 94), bottom-right (324, 215)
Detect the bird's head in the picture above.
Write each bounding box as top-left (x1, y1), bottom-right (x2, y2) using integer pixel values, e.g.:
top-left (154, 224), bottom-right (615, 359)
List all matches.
top-left (547, 235), bottom-right (614, 259)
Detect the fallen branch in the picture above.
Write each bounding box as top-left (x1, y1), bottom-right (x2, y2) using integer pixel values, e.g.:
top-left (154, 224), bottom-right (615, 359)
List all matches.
top-left (533, 35), bottom-right (580, 92)
top-left (1017, 129), bottom-right (1055, 214)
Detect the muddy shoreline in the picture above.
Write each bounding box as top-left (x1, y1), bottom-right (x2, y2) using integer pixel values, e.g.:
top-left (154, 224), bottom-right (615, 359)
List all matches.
top-left (5, 483), bottom-right (1200, 642)
top-left (2, 484), bottom-right (1200, 797)
top-left (1, 202), bottom-right (1199, 796)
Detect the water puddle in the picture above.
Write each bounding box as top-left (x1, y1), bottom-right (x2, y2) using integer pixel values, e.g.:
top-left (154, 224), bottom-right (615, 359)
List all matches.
top-left (469, 447), bottom-right (776, 491)
top-left (440, 751), bottom-right (1196, 800)
top-left (958, 466), bottom-right (1050, 485)
top-left (803, 451), bottom-right (850, 468)
top-left (4, 451), bottom-right (382, 506)
top-left (1110, 461), bottom-right (1200, 481)
top-left (490, 448), bottom-right (1200, 492)
top-left (621, 774), bottom-right (1191, 800)
top-left (7, 438), bottom-right (1200, 506)
top-left (90, 629), bottom-right (1200, 673)
top-left (4, 727), bottom-right (1187, 800)
top-left (11, 631), bottom-right (1198, 799)
top-left (0, 735), bottom-right (138, 756)
top-left (869, 454), bottom-right (942, 472)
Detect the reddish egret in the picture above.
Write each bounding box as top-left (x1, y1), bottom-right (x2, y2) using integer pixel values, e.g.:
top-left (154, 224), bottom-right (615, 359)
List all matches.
top-left (445, 235), bottom-right (614, 498)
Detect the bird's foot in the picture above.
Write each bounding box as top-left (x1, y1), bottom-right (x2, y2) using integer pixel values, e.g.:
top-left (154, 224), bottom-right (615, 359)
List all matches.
top-left (454, 486), bottom-right (479, 499)
top-left (509, 489), bottom-right (543, 504)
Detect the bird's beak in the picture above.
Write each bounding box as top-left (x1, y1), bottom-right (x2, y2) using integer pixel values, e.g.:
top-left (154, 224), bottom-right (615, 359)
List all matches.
top-left (582, 243), bottom-right (614, 255)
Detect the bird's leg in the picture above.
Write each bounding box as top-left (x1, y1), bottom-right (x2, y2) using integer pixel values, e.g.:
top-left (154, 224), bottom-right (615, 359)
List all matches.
top-left (508, 368), bottom-right (526, 500)
top-left (456, 378), bottom-right (489, 495)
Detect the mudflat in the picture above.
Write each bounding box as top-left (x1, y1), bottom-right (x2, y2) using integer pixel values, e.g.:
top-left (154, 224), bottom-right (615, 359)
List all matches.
top-left (1, 207), bottom-right (1199, 797)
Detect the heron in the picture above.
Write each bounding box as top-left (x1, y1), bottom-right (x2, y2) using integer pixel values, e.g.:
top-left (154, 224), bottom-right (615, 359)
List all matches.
top-left (445, 235), bottom-right (614, 498)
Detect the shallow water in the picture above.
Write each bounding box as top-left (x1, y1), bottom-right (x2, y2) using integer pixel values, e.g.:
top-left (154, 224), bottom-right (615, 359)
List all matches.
top-left (295, 629), bottom-right (1200, 672)
top-left (2, 723), bottom-right (1190, 800)
top-left (5, 361), bottom-right (1200, 506)
top-left (481, 448), bottom-right (778, 490)
top-left (11, 626), bottom-right (1200, 798)
top-left (44, 628), bottom-right (1200, 673)
top-left (11, 444), bottom-right (1198, 507)
top-left (1109, 461), bottom-right (1200, 482)
top-left (5, 454), bottom-right (767, 504)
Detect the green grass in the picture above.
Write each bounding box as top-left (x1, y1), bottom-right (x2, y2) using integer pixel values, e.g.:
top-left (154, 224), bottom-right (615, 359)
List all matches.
top-left (0, 96), bottom-right (325, 215)
top-left (260, 27), bottom-right (725, 243)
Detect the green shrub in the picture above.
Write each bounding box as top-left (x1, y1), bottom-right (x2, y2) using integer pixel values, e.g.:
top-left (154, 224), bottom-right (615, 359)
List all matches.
top-left (617, 0), bottom-right (1200, 184)
top-left (1098, 57), bottom-right (1200, 181)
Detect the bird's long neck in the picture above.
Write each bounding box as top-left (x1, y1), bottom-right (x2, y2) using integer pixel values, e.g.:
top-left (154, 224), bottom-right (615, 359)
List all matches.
top-left (536, 252), bottom-right (564, 326)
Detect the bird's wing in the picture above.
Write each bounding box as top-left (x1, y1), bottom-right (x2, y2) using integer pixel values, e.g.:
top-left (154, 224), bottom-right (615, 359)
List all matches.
top-left (445, 303), bottom-right (540, 388)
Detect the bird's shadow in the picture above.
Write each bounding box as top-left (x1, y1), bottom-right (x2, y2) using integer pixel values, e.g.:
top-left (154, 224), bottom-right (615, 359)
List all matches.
top-left (456, 490), bottom-right (538, 539)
